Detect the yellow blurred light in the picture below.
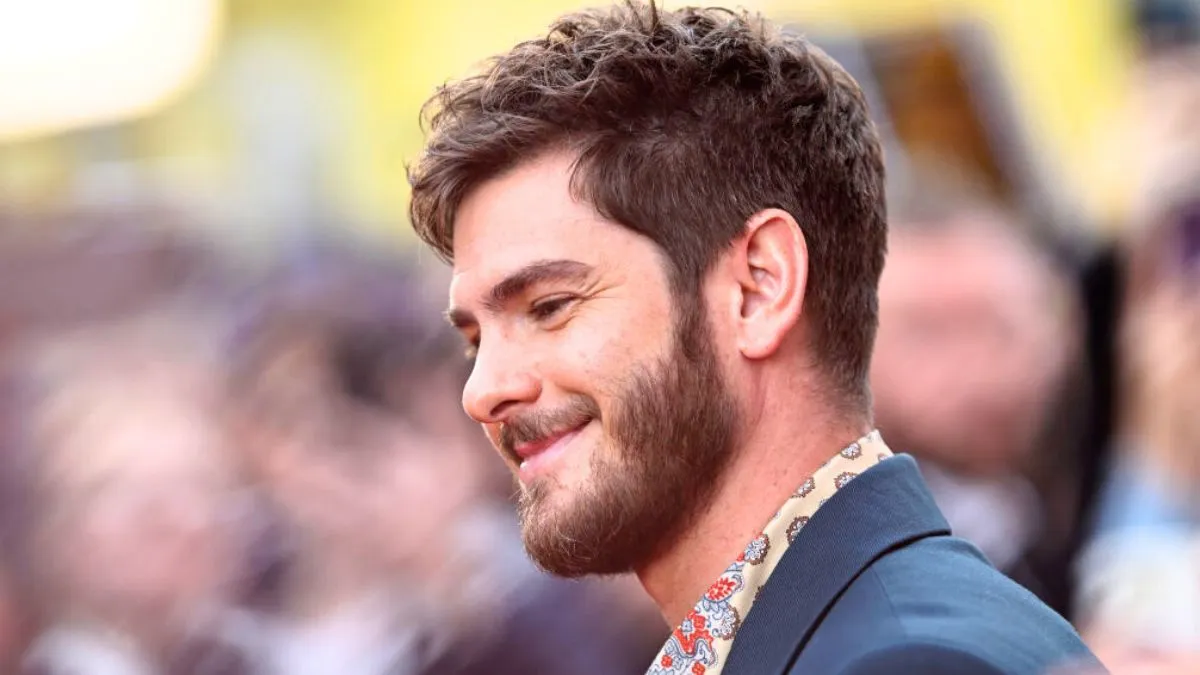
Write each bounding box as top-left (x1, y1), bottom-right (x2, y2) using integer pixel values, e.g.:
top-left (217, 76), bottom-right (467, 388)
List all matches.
top-left (0, 0), bottom-right (222, 141)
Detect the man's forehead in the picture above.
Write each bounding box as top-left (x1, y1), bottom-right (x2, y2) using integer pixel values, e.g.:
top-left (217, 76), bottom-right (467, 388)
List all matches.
top-left (448, 216), bottom-right (614, 294)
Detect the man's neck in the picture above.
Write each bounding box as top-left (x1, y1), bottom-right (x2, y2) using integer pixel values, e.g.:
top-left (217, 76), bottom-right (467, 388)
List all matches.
top-left (635, 408), bottom-right (871, 627)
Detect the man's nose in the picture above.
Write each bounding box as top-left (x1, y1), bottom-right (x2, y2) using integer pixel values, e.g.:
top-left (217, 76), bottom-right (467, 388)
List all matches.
top-left (462, 340), bottom-right (541, 424)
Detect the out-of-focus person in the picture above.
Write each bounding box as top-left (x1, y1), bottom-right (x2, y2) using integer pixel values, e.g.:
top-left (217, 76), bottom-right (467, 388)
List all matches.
top-left (871, 168), bottom-right (1090, 618)
top-left (1074, 47), bottom-right (1200, 662)
top-left (1, 311), bottom-right (257, 675)
top-left (231, 244), bottom-right (652, 675)
top-left (0, 221), bottom-right (240, 674)
top-left (874, 178), bottom-right (1081, 476)
top-left (230, 253), bottom-right (479, 675)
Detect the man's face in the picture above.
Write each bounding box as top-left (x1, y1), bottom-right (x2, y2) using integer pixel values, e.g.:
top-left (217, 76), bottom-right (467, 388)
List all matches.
top-left (448, 151), bottom-right (739, 576)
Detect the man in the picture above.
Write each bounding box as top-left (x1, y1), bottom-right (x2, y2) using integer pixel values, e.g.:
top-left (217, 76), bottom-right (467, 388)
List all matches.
top-left (407, 3), bottom-right (1103, 674)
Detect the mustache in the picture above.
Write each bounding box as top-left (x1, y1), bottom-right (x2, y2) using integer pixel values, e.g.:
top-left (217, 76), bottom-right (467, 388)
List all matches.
top-left (499, 396), bottom-right (601, 461)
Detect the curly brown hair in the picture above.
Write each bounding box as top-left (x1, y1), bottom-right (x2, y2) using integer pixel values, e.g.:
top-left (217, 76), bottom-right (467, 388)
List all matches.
top-left (408, 1), bottom-right (886, 404)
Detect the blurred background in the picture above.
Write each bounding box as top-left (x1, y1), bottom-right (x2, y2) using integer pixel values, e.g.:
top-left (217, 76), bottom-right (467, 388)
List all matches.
top-left (0, 0), bottom-right (1198, 673)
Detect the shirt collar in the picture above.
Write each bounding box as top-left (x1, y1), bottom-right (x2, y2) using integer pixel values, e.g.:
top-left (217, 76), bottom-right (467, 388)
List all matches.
top-left (646, 430), bottom-right (893, 675)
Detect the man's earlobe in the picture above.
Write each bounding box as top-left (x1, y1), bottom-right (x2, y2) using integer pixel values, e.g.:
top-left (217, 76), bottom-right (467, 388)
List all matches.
top-left (735, 209), bottom-right (808, 360)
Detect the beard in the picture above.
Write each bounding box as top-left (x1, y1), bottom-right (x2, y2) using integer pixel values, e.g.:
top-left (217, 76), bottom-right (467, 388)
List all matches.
top-left (504, 299), bottom-right (740, 577)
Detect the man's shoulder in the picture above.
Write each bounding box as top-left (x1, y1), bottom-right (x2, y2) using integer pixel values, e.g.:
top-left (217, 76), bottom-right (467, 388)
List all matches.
top-left (861, 534), bottom-right (1080, 632)
top-left (724, 456), bottom-right (1101, 674)
top-left (794, 534), bottom-right (1099, 674)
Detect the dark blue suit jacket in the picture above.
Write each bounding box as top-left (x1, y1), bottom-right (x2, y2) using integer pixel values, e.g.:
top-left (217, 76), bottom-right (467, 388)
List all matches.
top-left (724, 455), bottom-right (1105, 675)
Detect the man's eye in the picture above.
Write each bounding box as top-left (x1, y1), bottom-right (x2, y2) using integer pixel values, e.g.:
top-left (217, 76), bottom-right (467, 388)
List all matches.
top-left (530, 296), bottom-right (575, 321)
top-left (463, 340), bottom-right (479, 360)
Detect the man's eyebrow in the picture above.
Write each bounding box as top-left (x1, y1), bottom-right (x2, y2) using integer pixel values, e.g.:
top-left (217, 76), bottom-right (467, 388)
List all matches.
top-left (444, 259), bottom-right (594, 329)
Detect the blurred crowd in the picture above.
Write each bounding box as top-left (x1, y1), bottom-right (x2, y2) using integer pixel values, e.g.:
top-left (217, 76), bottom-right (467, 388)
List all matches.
top-left (2, 1), bottom-right (1200, 674)
top-left (0, 225), bottom-right (668, 675)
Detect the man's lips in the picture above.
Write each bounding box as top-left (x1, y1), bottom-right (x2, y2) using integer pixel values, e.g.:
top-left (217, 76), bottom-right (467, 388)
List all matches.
top-left (512, 420), bottom-right (590, 461)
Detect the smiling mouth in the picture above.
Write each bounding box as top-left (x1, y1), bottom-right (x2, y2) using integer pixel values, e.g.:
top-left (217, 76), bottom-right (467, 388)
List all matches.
top-left (509, 420), bottom-right (590, 477)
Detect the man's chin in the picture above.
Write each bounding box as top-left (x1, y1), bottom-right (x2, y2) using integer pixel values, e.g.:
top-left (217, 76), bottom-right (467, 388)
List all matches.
top-left (517, 492), bottom-right (612, 576)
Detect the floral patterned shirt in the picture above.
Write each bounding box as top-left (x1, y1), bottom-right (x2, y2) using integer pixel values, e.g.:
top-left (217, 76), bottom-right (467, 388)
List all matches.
top-left (647, 430), bottom-right (893, 675)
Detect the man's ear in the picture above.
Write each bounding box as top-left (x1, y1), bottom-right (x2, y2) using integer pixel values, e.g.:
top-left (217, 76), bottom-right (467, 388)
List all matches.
top-left (729, 208), bottom-right (808, 360)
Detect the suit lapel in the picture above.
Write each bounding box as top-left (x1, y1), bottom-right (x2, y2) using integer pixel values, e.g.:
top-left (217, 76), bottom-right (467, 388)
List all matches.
top-left (723, 455), bottom-right (951, 675)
